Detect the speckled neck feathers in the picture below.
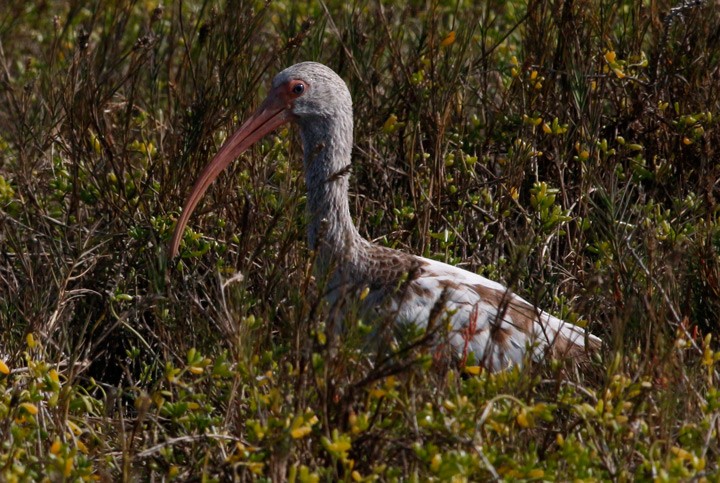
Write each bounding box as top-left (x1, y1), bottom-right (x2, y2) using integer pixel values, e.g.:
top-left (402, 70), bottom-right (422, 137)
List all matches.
top-left (288, 68), bottom-right (362, 272)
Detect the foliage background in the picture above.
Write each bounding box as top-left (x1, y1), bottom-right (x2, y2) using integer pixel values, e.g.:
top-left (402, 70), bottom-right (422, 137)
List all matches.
top-left (1, 0), bottom-right (719, 480)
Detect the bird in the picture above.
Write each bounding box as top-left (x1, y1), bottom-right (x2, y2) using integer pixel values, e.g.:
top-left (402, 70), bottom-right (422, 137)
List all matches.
top-left (169, 62), bottom-right (601, 371)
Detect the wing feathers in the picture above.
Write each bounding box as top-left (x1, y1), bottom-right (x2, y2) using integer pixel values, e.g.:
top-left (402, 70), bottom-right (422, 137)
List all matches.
top-left (390, 257), bottom-right (600, 371)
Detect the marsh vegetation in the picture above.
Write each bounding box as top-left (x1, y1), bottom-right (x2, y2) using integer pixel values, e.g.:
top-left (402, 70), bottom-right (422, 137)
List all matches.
top-left (1, 0), bottom-right (719, 480)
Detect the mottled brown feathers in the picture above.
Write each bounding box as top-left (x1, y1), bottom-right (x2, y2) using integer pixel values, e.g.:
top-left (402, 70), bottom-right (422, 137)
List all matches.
top-left (357, 242), bottom-right (424, 289)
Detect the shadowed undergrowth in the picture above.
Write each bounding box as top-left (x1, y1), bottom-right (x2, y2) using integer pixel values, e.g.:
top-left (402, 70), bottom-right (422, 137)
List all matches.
top-left (1, 0), bottom-right (719, 480)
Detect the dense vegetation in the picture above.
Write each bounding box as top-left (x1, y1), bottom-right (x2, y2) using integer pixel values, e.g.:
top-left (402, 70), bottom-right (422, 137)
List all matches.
top-left (1, 0), bottom-right (719, 480)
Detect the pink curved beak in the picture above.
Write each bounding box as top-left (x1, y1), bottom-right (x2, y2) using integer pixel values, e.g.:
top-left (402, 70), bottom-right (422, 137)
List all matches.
top-left (169, 88), bottom-right (294, 258)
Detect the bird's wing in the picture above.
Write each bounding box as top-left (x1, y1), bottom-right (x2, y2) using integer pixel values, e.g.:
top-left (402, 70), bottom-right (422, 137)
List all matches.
top-left (390, 256), bottom-right (600, 371)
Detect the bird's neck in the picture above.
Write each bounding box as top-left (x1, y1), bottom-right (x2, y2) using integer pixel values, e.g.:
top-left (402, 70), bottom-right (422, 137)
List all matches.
top-left (299, 116), bottom-right (362, 273)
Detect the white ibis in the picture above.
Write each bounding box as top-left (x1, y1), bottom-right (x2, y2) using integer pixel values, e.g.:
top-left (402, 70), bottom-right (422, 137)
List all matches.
top-left (170, 62), bottom-right (601, 371)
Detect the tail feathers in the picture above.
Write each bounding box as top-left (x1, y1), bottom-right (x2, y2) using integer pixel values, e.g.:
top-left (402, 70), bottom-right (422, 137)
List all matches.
top-left (540, 314), bottom-right (601, 361)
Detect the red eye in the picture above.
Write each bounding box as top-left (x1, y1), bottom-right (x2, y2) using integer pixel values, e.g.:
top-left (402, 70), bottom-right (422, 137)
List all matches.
top-left (290, 82), bottom-right (305, 95)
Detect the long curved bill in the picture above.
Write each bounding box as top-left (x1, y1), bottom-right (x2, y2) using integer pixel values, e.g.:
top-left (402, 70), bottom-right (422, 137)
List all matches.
top-left (169, 89), bottom-right (293, 258)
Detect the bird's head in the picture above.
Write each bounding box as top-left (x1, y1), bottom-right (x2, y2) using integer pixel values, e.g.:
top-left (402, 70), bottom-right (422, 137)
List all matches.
top-left (169, 62), bottom-right (350, 258)
top-left (271, 62), bottom-right (352, 123)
